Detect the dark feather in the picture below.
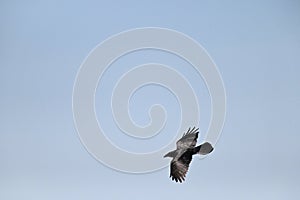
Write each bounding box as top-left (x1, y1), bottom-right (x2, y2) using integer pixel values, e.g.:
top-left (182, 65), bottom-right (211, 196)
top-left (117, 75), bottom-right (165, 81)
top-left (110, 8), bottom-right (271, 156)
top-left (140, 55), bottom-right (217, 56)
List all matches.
top-left (176, 127), bottom-right (199, 149)
top-left (165, 127), bottom-right (214, 183)
top-left (170, 150), bottom-right (193, 182)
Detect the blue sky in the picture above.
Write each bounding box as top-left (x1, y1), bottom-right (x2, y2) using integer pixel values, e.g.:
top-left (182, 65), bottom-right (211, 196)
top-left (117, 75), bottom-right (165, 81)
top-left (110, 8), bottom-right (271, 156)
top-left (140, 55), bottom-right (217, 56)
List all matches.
top-left (1, 0), bottom-right (300, 199)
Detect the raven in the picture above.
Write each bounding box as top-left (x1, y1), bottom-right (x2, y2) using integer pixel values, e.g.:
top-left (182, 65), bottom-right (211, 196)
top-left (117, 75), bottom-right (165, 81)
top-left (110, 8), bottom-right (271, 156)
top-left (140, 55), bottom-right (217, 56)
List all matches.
top-left (163, 127), bottom-right (214, 183)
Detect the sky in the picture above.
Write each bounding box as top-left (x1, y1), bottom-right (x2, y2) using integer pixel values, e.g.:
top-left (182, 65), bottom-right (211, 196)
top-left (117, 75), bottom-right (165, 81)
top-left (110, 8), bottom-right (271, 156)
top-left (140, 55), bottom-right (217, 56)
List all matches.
top-left (1, 0), bottom-right (300, 199)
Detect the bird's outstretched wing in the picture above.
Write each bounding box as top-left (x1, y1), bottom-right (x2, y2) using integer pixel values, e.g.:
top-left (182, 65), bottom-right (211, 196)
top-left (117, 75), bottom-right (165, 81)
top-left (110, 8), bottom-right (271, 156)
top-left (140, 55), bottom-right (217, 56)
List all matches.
top-left (176, 127), bottom-right (199, 149)
top-left (170, 150), bottom-right (193, 183)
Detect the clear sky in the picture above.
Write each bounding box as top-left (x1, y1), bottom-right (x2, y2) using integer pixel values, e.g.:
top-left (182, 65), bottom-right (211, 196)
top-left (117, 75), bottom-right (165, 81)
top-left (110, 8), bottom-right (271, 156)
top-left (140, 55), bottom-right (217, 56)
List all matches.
top-left (1, 0), bottom-right (300, 199)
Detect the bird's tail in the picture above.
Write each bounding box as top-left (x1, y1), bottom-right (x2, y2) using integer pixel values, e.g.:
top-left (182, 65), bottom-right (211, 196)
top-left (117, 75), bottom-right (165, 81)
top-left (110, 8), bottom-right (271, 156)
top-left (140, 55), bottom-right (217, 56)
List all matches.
top-left (194, 142), bottom-right (214, 155)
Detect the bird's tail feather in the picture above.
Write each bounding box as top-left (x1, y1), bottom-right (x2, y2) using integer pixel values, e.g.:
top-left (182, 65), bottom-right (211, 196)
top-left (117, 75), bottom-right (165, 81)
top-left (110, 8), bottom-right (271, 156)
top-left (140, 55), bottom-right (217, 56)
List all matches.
top-left (194, 142), bottom-right (214, 155)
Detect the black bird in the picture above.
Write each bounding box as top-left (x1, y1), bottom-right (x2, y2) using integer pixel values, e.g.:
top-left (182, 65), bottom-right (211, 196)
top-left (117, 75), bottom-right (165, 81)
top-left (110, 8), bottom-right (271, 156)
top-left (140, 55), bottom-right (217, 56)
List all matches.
top-left (163, 127), bottom-right (214, 183)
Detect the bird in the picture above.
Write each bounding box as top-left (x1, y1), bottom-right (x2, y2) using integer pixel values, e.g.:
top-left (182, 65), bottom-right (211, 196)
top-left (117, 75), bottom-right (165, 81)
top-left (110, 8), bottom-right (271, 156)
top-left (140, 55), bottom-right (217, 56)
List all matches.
top-left (163, 127), bottom-right (214, 183)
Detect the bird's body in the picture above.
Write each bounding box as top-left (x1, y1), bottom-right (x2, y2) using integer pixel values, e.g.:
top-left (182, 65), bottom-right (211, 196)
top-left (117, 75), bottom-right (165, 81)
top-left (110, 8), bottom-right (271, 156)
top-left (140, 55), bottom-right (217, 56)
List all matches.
top-left (164, 127), bottom-right (214, 183)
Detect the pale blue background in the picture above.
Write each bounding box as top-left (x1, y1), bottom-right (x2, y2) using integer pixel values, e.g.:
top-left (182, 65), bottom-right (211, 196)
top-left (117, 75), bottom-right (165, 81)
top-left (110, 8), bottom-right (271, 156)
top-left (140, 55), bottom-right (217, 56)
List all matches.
top-left (1, 0), bottom-right (300, 199)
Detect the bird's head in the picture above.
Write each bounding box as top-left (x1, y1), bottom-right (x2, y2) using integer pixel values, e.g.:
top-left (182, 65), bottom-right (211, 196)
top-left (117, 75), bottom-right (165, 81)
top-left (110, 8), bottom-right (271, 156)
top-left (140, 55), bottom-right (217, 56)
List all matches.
top-left (163, 153), bottom-right (169, 158)
top-left (163, 150), bottom-right (176, 158)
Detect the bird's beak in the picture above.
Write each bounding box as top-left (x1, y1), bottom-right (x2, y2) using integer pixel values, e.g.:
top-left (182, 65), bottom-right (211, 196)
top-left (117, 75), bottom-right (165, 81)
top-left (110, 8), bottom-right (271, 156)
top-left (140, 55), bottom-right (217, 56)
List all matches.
top-left (163, 153), bottom-right (170, 158)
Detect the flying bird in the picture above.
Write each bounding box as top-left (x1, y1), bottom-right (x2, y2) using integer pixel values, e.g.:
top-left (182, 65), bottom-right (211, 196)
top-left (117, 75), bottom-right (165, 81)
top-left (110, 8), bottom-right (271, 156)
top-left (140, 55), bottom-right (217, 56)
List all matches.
top-left (163, 127), bottom-right (214, 183)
